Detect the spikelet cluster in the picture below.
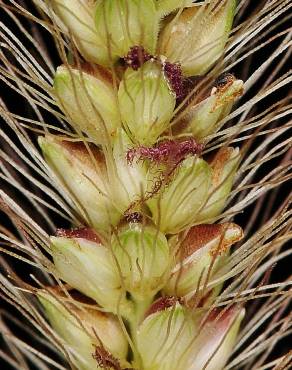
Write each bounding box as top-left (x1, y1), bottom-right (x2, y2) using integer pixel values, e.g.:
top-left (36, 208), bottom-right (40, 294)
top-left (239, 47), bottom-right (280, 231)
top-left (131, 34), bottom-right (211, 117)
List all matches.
top-left (0, 1), bottom-right (291, 370)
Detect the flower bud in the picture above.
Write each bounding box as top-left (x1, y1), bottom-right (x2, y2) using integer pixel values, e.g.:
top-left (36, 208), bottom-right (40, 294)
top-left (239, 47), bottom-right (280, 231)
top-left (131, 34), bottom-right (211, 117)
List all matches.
top-left (38, 291), bottom-right (128, 370)
top-left (51, 0), bottom-right (108, 65)
top-left (137, 299), bottom-right (199, 370)
top-left (95, 0), bottom-right (159, 63)
top-left (164, 223), bottom-right (243, 297)
top-left (185, 75), bottom-right (244, 139)
top-left (38, 135), bottom-right (121, 234)
top-left (118, 61), bottom-right (176, 145)
top-left (54, 64), bottom-right (120, 143)
top-left (147, 157), bottom-right (211, 234)
top-left (111, 222), bottom-right (170, 298)
top-left (137, 299), bottom-right (244, 370)
top-left (158, 0), bottom-right (236, 76)
top-left (197, 147), bottom-right (240, 222)
top-left (50, 229), bottom-right (130, 314)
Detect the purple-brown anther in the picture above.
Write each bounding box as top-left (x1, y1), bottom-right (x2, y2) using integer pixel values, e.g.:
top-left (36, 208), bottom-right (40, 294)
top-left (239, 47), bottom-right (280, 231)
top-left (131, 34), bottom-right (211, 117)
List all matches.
top-left (163, 61), bottom-right (184, 99)
top-left (124, 46), bottom-right (153, 70)
top-left (93, 346), bottom-right (121, 370)
top-left (126, 138), bottom-right (204, 166)
top-left (125, 212), bottom-right (143, 224)
top-left (55, 227), bottom-right (102, 244)
top-left (214, 72), bottom-right (235, 91)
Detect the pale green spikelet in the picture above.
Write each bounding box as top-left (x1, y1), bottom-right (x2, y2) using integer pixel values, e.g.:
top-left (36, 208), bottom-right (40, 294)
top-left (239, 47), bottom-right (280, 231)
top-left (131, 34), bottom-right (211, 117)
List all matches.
top-left (118, 60), bottom-right (176, 145)
top-left (53, 64), bottom-right (121, 143)
top-left (137, 301), bottom-right (244, 370)
top-left (94, 0), bottom-right (160, 64)
top-left (38, 290), bottom-right (129, 369)
top-left (183, 74), bottom-right (244, 140)
top-left (158, 0), bottom-right (236, 75)
top-left (163, 222), bottom-right (243, 297)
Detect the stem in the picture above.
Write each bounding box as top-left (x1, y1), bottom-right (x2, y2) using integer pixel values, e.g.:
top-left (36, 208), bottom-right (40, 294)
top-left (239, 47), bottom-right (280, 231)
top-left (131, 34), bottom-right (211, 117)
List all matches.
top-left (127, 293), bottom-right (154, 367)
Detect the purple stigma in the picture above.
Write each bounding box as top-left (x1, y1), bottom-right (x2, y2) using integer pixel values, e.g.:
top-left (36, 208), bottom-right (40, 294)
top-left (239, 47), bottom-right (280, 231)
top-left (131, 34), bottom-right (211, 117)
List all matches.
top-left (124, 46), bottom-right (153, 70)
top-left (163, 62), bottom-right (184, 99)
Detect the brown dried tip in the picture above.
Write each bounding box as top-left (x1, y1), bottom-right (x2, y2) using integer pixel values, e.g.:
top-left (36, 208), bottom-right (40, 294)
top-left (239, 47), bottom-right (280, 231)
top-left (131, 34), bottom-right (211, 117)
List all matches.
top-left (180, 224), bottom-right (224, 260)
top-left (55, 227), bottom-right (102, 244)
top-left (124, 45), bottom-right (153, 70)
top-left (206, 305), bottom-right (239, 325)
top-left (146, 296), bottom-right (181, 317)
top-left (57, 140), bottom-right (106, 169)
top-left (93, 346), bottom-right (121, 370)
top-left (180, 223), bottom-right (243, 260)
top-left (70, 62), bottom-right (113, 84)
top-left (211, 146), bottom-right (236, 186)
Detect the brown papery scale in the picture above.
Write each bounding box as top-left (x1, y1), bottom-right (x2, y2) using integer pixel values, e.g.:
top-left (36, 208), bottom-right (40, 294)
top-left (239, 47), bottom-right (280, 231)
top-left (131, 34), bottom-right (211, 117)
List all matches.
top-left (55, 227), bottom-right (101, 243)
